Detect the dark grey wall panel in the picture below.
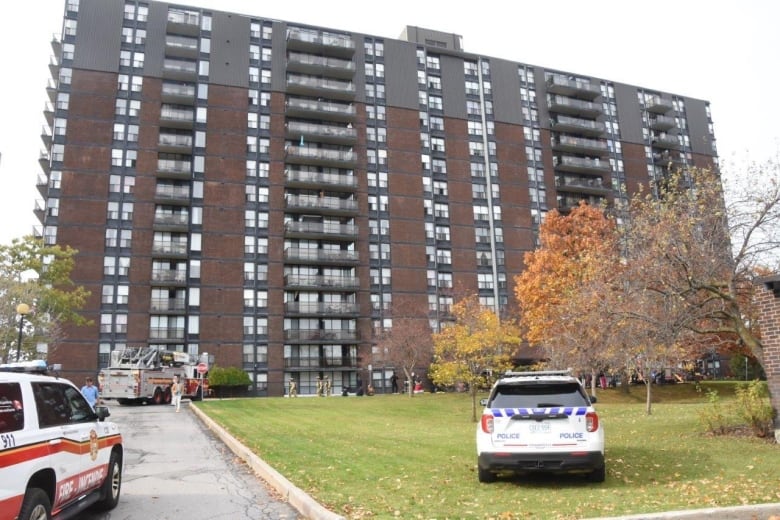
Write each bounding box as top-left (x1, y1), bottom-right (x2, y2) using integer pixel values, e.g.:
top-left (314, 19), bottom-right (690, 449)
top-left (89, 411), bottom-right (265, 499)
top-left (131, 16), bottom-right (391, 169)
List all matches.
top-left (684, 98), bottom-right (713, 155)
top-left (142, 1), bottom-right (167, 77)
top-left (384, 39), bottom-right (418, 110)
top-left (210, 11), bottom-right (249, 88)
top-left (490, 58), bottom-right (523, 125)
top-left (615, 83), bottom-right (644, 145)
top-left (74, 0), bottom-right (124, 73)
top-left (441, 55), bottom-right (466, 120)
top-left (270, 21), bottom-right (288, 93)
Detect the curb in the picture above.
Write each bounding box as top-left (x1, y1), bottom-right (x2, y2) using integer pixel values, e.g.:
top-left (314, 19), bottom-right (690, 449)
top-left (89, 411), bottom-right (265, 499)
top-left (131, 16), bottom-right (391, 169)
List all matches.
top-left (589, 502), bottom-right (780, 519)
top-left (190, 403), bottom-right (345, 520)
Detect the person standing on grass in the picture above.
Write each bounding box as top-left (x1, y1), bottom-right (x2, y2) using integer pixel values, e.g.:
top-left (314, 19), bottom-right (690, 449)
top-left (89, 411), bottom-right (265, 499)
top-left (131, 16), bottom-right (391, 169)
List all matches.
top-left (171, 375), bottom-right (182, 412)
top-left (391, 371), bottom-right (398, 393)
top-left (289, 378), bottom-right (297, 397)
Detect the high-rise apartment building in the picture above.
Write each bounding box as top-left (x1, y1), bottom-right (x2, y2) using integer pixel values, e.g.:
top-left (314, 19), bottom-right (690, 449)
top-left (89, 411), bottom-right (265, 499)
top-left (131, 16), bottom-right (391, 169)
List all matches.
top-left (37, 0), bottom-right (717, 396)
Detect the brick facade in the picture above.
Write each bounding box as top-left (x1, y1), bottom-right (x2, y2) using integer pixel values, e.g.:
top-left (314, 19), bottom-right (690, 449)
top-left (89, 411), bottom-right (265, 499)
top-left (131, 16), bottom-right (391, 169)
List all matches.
top-left (754, 275), bottom-right (780, 441)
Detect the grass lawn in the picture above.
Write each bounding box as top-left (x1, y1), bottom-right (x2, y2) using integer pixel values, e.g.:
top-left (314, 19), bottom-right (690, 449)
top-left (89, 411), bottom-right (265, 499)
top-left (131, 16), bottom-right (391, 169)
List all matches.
top-left (195, 382), bottom-right (779, 519)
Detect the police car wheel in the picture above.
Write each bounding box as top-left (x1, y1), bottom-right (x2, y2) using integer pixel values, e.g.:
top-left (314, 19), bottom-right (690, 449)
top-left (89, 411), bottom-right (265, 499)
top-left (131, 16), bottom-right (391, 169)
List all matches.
top-left (18, 487), bottom-right (51, 520)
top-left (94, 451), bottom-right (123, 510)
top-left (588, 465), bottom-right (606, 483)
top-left (477, 466), bottom-right (496, 483)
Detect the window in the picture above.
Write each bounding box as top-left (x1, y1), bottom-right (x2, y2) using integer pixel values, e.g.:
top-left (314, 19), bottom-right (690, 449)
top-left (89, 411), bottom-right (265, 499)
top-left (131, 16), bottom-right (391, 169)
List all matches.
top-left (428, 95), bottom-right (443, 111)
top-left (33, 382), bottom-right (94, 428)
top-left (0, 383), bottom-right (25, 432)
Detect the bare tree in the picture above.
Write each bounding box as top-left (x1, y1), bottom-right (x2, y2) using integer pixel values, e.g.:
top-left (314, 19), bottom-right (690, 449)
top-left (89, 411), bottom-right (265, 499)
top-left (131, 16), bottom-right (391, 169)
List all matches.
top-left (372, 298), bottom-right (433, 397)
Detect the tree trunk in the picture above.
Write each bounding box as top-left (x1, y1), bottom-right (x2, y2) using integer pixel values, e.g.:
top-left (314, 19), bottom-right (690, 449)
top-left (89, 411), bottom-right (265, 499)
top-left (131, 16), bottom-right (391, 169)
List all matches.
top-left (590, 369), bottom-right (597, 397)
top-left (471, 385), bottom-right (478, 422)
top-left (621, 369), bottom-right (631, 394)
top-left (645, 380), bottom-right (652, 415)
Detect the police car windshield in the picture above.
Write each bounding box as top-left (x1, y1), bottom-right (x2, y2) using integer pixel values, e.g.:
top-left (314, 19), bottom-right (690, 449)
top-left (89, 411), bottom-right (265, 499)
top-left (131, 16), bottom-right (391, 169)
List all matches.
top-left (490, 382), bottom-right (589, 408)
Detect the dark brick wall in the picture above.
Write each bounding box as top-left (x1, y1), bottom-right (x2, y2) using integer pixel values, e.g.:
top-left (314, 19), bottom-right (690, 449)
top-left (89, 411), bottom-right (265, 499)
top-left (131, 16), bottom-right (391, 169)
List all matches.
top-left (754, 278), bottom-right (780, 435)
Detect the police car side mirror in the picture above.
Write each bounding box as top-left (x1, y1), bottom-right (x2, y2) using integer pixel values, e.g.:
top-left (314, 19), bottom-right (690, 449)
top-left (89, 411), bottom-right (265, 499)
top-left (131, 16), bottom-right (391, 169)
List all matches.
top-left (589, 395), bottom-right (598, 404)
top-left (94, 405), bottom-right (111, 422)
top-left (480, 398), bottom-right (488, 406)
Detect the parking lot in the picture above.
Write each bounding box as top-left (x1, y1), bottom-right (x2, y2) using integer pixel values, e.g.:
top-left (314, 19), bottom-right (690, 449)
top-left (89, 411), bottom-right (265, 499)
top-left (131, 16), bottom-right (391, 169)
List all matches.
top-left (79, 401), bottom-right (301, 520)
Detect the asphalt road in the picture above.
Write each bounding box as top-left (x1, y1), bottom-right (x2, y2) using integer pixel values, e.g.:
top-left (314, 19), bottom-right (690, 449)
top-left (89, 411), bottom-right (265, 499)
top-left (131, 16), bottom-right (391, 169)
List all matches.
top-left (79, 400), bottom-right (302, 520)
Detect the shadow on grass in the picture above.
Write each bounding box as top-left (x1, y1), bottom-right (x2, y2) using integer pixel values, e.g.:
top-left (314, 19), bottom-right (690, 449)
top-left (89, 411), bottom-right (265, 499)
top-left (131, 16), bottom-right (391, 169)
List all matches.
top-left (487, 445), bottom-right (711, 488)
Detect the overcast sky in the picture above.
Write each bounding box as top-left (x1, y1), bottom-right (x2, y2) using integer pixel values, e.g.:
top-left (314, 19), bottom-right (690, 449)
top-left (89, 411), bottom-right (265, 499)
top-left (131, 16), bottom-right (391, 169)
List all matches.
top-left (1, 0), bottom-right (777, 245)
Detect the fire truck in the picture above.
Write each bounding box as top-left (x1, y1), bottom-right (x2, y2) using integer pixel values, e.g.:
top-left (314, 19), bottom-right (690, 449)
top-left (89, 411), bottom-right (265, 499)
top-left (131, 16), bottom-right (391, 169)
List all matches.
top-left (99, 347), bottom-right (208, 405)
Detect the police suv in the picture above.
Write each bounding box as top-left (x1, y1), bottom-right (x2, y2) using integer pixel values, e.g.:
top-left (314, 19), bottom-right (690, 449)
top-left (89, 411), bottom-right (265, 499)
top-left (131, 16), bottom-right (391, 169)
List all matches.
top-left (0, 361), bottom-right (123, 520)
top-left (476, 370), bottom-right (605, 483)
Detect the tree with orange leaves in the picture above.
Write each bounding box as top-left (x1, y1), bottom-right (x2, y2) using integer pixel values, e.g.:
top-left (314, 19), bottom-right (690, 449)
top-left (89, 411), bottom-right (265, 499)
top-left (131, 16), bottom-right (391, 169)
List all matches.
top-left (514, 202), bottom-right (621, 395)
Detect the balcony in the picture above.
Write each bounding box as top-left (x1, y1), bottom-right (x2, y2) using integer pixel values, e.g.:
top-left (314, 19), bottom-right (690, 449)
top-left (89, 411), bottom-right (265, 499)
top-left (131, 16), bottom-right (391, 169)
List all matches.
top-left (548, 95), bottom-right (601, 118)
top-left (157, 157), bottom-right (192, 179)
top-left (287, 52), bottom-right (355, 79)
top-left (283, 328), bottom-right (359, 343)
top-left (151, 269), bottom-right (187, 285)
top-left (547, 74), bottom-right (601, 100)
top-left (154, 184), bottom-right (190, 204)
top-left (153, 211), bottom-right (189, 230)
top-left (553, 155), bottom-right (611, 175)
top-left (152, 241), bottom-right (188, 257)
top-left (160, 105), bottom-right (194, 128)
top-left (162, 58), bottom-right (197, 81)
top-left (285, 194), bottom-right (358, 215)
top-left (149, 327), bottom-right (186, 340)
top-left (161, 82), bottom-right (196, 105)
top-left (550, 115), bottom-right (605, 137)
top-left (552, 135), bottom-right (609, 156)
top-left (285, 97), bottom-right (356, 122)
top-left (555, 175), bottom-right (611, 196)
top-left (284, 247), bottom-right (360, 265)
top-left (43, 102), bottom-right (54, 127)
top-left (40, 126), bottom-right (52, 147)
top-left (285, 221), bottom-right (358, 240)
top-left (284, 301), bottom-right (359, 316)
top-left (284, 274), bottom-right (360, 291)
top-left (167, 9), bottom-right (200, 36)
top-left (651, 133), bottom-right (681, 150)
top-left (38, 151), bottom-right (51, 173)
top-left (286, 74), bottom-right (355, 101)
top-left (287, 121), bottom-right (357, 145)
top-left (284, 355), bottom-right (359, 369)
top-left (557, 194), bottom-right (606, 212)
top-left (50, 34), bottom-right (61, 57)
top-left (36, 173), bottom-right (49, 198)
top-left (286, 28), bottom-right (355, 58)
top-left (645, 96), bottom-right (673, 114)
top-left (165, 34), bottom-right (198, 59)
top-left (150, 297), bottom-right (186, 312)
top-left (649, 114), bottom-right (676, 131)
top-left (158, 132), bottom-right (193, 153)
top-left (285, 169), bottom-right (357, 191)
top-left (48, 56), bottom-right (60, 82)
top-left (285, 146), bottom-right (356, 168)
top-left (46, 78), bottom-right (58, 104)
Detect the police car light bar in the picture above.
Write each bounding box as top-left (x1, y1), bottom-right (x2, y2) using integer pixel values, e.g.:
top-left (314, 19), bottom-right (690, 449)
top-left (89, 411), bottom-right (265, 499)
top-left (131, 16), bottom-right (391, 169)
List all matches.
top-left (503, 369), bottom-right (573, 377)
top-left (0, 360), bottom-right (51, 374)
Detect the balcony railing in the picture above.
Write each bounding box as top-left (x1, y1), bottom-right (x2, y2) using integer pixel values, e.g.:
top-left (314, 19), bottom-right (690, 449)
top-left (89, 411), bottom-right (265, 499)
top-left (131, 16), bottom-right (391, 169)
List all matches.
top-left (284, 302), bottom-right (359, 314)
top-left (152, 242), bottom-right (188, 255)
top-left (551, 115), bottom-right (605, 136)
top-left (285, 146), bottom-right (356, 166)
top-left (286, 74), bottom-right (355, 100)
top-left (153, 213), bottom-right (189, 226)
top-left (547, 74), bottom-right (601, 100)
top-left (548, 95), bottom-right (601, 118)
top-left (151, 270), bottom-right (187, 283)
top-left (286, 28), bottom-right (355, 57)
top-left (283, 328), bottom-right (359, 342)
top-left (553, 155), bottom-right (611, 174)
top-left (155, 185), bottom-right (190, 201)
top-left (285, 221), bottom-right (358, 237)
top-left (158, 133), bottom-right (193, 149)
top-left (287, 51), bottom-right (355, 78)
top-left (285, 169), bottom-right (357, 190)
top-left (287, 121), bottom-right (357, 144)
top-left (149, 327), bottom-right (186, 340)
top-left (161, 82), bottom-right (195, 102)
top-left (284, 355), bottom-right (359, 368)
top-left (284, 274), bottom-right (360, 290)
top-left (285, 97), bottom-right (356, 121)
top-left (553, 135), bottom-right (609, 155)
top-left (284, 247), bottom-right (359, 264)
top-left (285, 194), bottom-right (358, 213)
top-left (150, 298), bottom-right (186, 311)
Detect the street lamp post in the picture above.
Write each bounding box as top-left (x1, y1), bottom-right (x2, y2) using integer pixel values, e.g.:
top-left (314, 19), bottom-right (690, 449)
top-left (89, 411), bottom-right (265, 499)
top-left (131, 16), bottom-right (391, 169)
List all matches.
top-left (15, 303), bottom-right (30, 362)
